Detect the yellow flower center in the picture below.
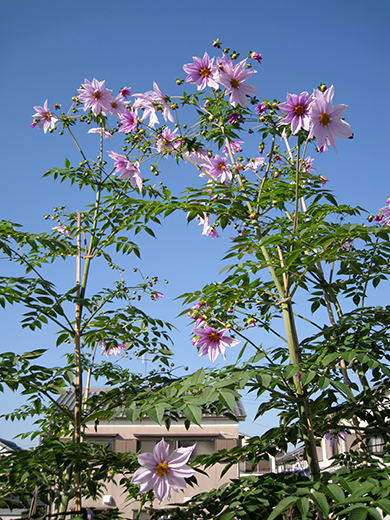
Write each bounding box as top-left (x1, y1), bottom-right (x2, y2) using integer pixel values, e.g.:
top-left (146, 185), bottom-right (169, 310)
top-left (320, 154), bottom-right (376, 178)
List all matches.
top-left (294, 105), bottom-right (305, 116)
top-left (93, 91), bottom-right (102, 100)
top-left (111, 101), bottom-right (117, 108)
top-left (218, 162), bottom-right (226, 170)
top-left (320, 112), bottom-right (331, 126)
top-left (230, 79), bottom-right (239, 89)
top-left (209, 332), bottom-right (220, 342)
top-left (45, 112), bottom-right (51, 121)
top-left (199, 67), bottom-right (210, 78)
top-left (156, 462), bottom-right (169, 476)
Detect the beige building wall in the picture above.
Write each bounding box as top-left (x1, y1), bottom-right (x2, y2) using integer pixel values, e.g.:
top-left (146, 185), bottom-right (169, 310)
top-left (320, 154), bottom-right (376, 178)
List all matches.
top-left (80, 415), bottom-right (242, 518)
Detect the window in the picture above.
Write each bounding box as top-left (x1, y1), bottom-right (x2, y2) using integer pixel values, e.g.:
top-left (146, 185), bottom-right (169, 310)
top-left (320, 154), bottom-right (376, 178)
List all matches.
top-left (367, 436), bottom-right (384, 455)
top-left (87, 437), bottom-right (114, 450)
top-left (135, 437), bottom-right (214, 460)
top-left (178, 440), bottom-right (197, 460)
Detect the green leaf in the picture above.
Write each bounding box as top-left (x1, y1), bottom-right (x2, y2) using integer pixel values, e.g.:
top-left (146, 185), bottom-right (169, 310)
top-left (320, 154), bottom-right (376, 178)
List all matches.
top-left (375, 498), bottom-right (390, 515)
top-left (218, 510), bottom-right (235, 520)
top-left (330, 379), bottom-right (356, 401)
top-left (296, 497), bottom-right (310, 519)
top-left (218, 389), bottom-right (236, 412)
top-left (349, 508), bottom-right (367, 520)
top-left (257, 373), bottom-right (272, 389)
top-left (147, 404), bottom-right (165, 424)
top-left (322, 353), bottom-right (340, 366)
top-left (267, 496), bottom-right (297, 520)
top-left (126, 408), bottom-right (139, 423)
top-left (183, 404), bottom-right (202, 426)
top-left (189, 368), bottom-right (205, 386)
top-left (311, 491), bottom-right (329, 516)
top-left (324, 483), bottom-right (345, 503)
top-left (65, 158), bottom-right (71, 168)
top-left (367, 508), bottom-right (383, 520)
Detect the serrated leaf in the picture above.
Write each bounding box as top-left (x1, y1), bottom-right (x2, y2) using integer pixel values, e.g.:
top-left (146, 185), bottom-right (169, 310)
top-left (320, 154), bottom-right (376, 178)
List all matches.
top-left (367, 508), bottom-right (383, 520)
top-left (267, 496), bottom-right (297, 520)
top-left (189, 368), bottom-right (205, 386)
top-left (349, 508), bottom-right (367, 520)
top-left (296, 497), bottom-right (310, 519)
top-left (324, 483), bottom-right (345, 503)
top-left (147, 404), bottom-right (165, 424)
top-left (218, 510), bottom-right (235, 520)
top-left (258, 373), bottom-right (272, 388)
top-left (330, 379), bottom-right (356, 402)
top-left (218, 389), bottom-right (236, 412)
top-left (183, 404), bottom-right (202, 426)
top-left (311, 491), bottom-right (329, 516)
top-left (375, 498), bottom-right (390, 515)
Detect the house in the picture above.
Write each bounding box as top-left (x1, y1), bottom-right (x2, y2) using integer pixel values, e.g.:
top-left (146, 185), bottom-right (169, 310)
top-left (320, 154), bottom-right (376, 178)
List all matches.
top-left (275, 427), bottom-right (385, 475)
top-left (0, 438), bottom-right (29, 520)
top-left (0, 438), bottom-right (22, 455)
top-left (238, 434), bottom-right (276, 476)
top-left (57, 387), bottom-right (247, 518)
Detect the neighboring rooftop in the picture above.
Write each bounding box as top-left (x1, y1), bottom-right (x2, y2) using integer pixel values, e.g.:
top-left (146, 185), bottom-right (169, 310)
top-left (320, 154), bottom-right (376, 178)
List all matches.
top-left (57, 387), bottom-right (247, 421)
top-left (0, 437), bottom-right (22, 452)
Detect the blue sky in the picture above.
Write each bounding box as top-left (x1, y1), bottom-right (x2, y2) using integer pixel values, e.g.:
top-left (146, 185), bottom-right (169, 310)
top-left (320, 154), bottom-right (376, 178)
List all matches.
top-left (0, 0), bottom-right (389, 446)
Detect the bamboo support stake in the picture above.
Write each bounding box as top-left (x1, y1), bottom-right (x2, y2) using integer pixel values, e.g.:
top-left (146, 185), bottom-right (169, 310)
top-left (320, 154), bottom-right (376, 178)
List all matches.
top-left (74, 211), bottom-right (82, 512)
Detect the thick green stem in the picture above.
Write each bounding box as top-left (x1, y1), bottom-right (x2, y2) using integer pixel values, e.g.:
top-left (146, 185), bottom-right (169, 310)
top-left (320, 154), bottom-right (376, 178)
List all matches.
top-left (222, 129), bottom-right (320, 476)
top-left (74, 211), bottom-right (82, 512)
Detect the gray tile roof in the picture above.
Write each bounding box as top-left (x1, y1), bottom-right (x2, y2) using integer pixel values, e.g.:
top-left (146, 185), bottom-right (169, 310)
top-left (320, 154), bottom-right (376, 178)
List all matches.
top-left (57, 387), bottom-right (247, 421)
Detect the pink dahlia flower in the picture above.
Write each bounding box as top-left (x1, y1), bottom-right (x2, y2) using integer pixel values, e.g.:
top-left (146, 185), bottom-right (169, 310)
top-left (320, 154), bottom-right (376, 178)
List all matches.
top-left (156, 127), bottom-right (181, 154)
top-left (109, 95), bottom-right (127, 118)
top-left (203, 154), bottom-right (231, 183)
top-left (131, 439), bottom-right (195, 503)
top-left (120, 87), bottom-right (131, 99)
top-left (196, 214), bottom-right (220, 239)
top-left (52, 225), bottom-right (73, 238)
top-left (151, 292), bottom-right (164, 301)
top-left (88, 128), bottom-right (113, 140)
top-left (251, 52), bottom-right (262, 63)
top-left (183, 52), bottom-right (219, 90)
top-left (244, 157), bottom-right (265, 172)
top-left (222, 140), bottom-right (243, 155)
top-left (309, 86), bottom-right (352, 153)
top-left (218, 59), bottom-right (258, 108)
top-left (278, 92), bottom-right (312, 135)
top-left (77, 78), bottom-right (114, 117)
top-left (192, 324), bottom-right (239, 362)
top-left (100, 340), bottom-right (126, 357)
top-left (108, 151), bottom-right (142, 190)
top-left (183, 148), bottom-right (209, 165)
top-left (255, 103), bottom-right (267, 115)
top-left (301, 157), bottom-right (315, 174)
top-left (133, 82), bottom-right (174, 128)
top-left (376, 202), bottom-right (390, 226)
top-left (118, 109), bottom-right (138, 133)
top-left (31, 100), bottom-right (58, 133)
